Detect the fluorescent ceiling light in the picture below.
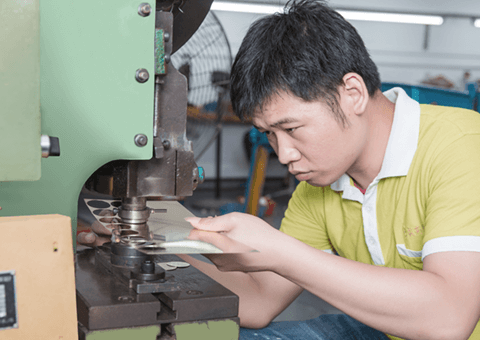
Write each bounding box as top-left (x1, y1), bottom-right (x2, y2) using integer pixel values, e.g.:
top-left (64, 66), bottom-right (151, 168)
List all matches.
top-left (475, 19), bottom-right (480, 28)
top-left (211, 1), bottom-right (283, 14)
top-left (211, 1), bottom-right (444, 26)
top-left (338, 10), bottom-right (444, 26)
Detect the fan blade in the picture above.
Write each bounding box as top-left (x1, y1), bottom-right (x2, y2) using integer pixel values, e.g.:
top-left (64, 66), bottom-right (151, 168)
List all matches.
top-left (171, 0), bottom-right (214, 53)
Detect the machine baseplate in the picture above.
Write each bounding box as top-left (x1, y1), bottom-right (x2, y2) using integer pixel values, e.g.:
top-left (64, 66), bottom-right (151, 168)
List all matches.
top-left (76, 248), bottom-right (239, 338)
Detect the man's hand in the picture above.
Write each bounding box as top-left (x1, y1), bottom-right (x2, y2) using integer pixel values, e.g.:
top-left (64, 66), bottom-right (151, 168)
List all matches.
top-left (185, 212), bottom-right (291, 272)
top-left (77, 209), bottom-right (118, 247)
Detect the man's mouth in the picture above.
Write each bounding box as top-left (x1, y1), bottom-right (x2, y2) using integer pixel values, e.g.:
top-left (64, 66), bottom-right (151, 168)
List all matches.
top-left (291, 171), bottom-right (311, 181)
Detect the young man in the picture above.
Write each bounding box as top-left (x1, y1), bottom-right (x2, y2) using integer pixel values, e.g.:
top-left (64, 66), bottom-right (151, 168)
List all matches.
top-left (183, 1), bottom-right (480, 339)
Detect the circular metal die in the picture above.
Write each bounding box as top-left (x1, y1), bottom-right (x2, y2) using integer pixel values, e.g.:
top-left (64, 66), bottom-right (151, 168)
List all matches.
top-left (110, 243), bottom-right (148, 267)
top-left (119, 235), bottom-right (148, 245)
top-left (167, 261), bottom-right (190, 268)
top-left (138, 3), bottom-right (152, 17)
top-left (118, 207), bottom-right (151, 223)
top-left (141, 260), bottom-right (155, 273)
top-left (131, 264), bottom-right (165, 281)
top-left (134, 134), bottom-right (148, 147)
top-left (135, 68), bottom-right (149, 83)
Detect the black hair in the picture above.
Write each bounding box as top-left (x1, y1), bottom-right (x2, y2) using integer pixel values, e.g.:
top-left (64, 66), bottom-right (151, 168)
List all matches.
top-left (230, 0), bottom-right (381, 125)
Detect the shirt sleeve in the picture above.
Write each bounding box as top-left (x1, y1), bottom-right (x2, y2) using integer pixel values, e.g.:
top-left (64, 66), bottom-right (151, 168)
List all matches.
top-left (423, 133), bottom-right (480, 259)
top-left (279, 181), bottom-right (334, 253)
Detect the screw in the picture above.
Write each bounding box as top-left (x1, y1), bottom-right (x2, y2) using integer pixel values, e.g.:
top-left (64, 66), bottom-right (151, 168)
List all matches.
top-left (135, 68), bottom-right (149, 83)
top-left (164, 54), bottom-right (171, 63)
top-left (138, 3), bottom-right (152, 17)
top-left (164, 32), bottom-right (171, 42)
top-left (134, 134), bottom-right (148, 147)
top-left (162, 140), bottom-right (170, 150)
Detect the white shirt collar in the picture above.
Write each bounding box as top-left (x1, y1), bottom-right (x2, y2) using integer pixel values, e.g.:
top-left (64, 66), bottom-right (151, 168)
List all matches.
top-left (330, 87), bottom-right (420, 198)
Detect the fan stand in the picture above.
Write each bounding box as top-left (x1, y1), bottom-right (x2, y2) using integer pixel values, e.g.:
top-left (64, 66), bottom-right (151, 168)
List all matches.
top-left (190, 84), bottom-right (237, 216)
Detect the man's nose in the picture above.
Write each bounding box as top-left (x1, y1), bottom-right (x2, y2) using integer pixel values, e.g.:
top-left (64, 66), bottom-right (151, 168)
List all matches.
top-left (276, 138), bottom-right (301, 165)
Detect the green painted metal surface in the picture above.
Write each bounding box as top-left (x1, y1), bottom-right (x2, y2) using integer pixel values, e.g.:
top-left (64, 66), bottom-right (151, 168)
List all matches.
top-left (0, 0), bottom-right (155, 244)
top-left (174, 319), bottom-right (240, 340)
top-left (0, 0), bottom-right (41, 181)
top-left (85, 325), bottom-right (160, 340)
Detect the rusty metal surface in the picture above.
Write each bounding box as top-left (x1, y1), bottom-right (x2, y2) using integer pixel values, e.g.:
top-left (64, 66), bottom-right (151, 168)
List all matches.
top-left (76, 247), bottom-right (239, 331)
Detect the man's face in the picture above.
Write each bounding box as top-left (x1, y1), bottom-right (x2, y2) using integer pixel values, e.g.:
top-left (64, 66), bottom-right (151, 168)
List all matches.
top-left (252, 92), bottom-right (368, 187)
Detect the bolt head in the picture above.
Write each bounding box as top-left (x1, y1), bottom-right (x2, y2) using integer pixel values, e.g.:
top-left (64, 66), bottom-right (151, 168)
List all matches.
top-left (164, 32), bottom-right (171, 42)
top-left (134, 134), bottom-right (148, 147)
top-left (136, 68), bottom-right (149, 83)
top-left (138, 3), bottom-right (152, 16)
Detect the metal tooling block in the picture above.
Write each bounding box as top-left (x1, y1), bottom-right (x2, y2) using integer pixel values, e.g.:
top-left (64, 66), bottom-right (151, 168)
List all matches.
top-left (76, 248), bottom-right (239, 332)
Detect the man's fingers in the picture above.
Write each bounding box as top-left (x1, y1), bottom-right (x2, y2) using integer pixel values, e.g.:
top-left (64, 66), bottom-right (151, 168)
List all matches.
top-left (77, 232), bottom-right (111, 247)
top-left (185, 215), bottom-right (233, 232)
top-left (188, 229), bottom-right (254, 253)
top-left (77, 231), bottom-right (96, 245)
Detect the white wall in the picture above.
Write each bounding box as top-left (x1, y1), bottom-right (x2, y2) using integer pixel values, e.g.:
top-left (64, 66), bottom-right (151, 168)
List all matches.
top-left (197, 2), bottom-right (480, 179)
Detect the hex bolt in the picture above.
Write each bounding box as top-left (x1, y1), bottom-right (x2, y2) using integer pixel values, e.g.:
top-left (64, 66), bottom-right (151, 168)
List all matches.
top-left (138, 3), bottom-right (152, 17)
top-left (134, 134), bottom-right (148, 147)
top-left (162, 140), bottom-right (170, 150)
top-left (135, 68), bottom-right (149, 83)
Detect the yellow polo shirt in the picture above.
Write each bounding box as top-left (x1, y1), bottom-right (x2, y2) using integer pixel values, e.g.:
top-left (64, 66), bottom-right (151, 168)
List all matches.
top-left (280, 88), bottom-right (480, 340)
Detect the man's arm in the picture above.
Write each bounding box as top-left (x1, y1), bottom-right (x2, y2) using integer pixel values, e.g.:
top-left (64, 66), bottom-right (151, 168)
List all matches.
top-left (272, 240), bottom-right (480, 340)
top-left (178, 254), bottom-right (303, 328)
top-left (186, 213), bottom-right (480, 339)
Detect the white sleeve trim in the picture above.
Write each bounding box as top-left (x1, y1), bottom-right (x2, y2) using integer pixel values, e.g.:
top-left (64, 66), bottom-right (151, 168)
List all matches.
top-left (422, 236), bottom-right (480, 260)
top-left (396, 244), bottom-right (422, 258)
top-left (322, 249), bottom-right (333, 255)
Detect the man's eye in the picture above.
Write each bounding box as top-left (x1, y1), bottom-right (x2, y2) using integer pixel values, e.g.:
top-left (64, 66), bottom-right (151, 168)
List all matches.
top-left (285, 127), bottom-right (297, 134)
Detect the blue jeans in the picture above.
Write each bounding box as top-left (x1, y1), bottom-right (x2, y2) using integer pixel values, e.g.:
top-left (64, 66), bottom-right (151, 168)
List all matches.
top-left (239, 314), bottom-right (389, 340)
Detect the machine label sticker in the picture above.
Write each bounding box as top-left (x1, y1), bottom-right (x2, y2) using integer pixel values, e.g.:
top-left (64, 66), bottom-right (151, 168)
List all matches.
top-left (0, 285), bottom-right (5, 318)
top-left (0, 271), bottom-right (17, 330)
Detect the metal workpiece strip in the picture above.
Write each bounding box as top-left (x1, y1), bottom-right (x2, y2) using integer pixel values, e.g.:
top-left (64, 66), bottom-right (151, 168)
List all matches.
top-left (155, 29), bottom-right (166, 75)
top-left (82, 199), bottom-right (223, 254)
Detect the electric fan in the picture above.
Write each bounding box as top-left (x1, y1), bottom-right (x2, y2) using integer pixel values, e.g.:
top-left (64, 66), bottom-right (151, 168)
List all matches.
top-left (171, 11), bottom-right (233, 162)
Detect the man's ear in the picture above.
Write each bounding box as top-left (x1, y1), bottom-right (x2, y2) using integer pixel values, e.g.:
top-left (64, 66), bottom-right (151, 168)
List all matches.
top-left (341, 73), bottom-right (369, 116)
